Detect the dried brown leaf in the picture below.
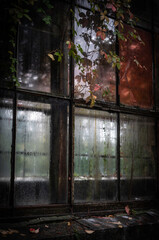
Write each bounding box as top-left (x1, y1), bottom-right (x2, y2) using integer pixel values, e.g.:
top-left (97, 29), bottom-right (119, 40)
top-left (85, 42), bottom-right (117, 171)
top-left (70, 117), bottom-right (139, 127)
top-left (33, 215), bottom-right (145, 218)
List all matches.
top-left (85, 229), bottom-right (94, 234)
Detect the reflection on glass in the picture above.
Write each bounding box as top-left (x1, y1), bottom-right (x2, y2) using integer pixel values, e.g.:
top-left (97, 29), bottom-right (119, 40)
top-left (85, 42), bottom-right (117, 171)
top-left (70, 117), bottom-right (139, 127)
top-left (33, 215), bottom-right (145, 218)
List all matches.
top-left (74, 8), bottom-right (116, 102)
top-left (18, 26), bottom-right (51, 93)
top-left (120, 114), bottom-right (156, 200)
top-left (119, 24), bottom-right (153, 108)
top-left (0, 98), bottom-right (13, 207)
top-left (18, 1), bottom-right (70, 96)
top-left (15, 98), bottom-right (69, 206)
top-left (74, 108), bottom-right (117, 202)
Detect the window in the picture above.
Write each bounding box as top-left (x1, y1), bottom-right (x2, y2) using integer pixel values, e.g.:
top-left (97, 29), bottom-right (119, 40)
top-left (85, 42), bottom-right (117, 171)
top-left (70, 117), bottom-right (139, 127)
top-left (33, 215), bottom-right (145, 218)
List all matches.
top-left (0, 91), bottom-right (13, 207)
top-left (0, 0), bottom-right (158, 216)
top-left (119, 24), bottom-right (153, 108)
top-left (74, 108), bottom-right (117, 202)
top-left (120, 114), bottom-right (156, 200)
top-left (15, 95), bottom-right (69, 205)
top-left (74, 8), bottom-right (116, 102)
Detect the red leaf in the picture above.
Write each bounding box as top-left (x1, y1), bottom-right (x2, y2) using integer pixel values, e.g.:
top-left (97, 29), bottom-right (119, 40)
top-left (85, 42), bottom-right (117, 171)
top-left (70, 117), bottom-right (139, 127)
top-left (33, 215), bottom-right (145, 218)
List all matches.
top-left (100, 50), bottom-right (108, 59)
top-left (96, 31), bottom-right (106, 40)
top-left (125, 205), bottom-right (130, 215)
top-left (29, 228), bottom-right (40, 234)
top-left (94, 84), bottom-right (101, 91)
top-left (106, 3), bottom-right (116, 12)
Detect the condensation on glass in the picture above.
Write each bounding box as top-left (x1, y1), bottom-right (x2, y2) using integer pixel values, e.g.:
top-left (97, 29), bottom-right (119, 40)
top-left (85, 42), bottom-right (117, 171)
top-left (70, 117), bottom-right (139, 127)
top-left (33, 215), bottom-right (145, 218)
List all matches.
top-left (120, 114), bottom-right (156, 201)
top-left (74, 8), bottom-right (116, 103)
top-left (15, 95), bottom-right (69, 206)
top-left (0, 92), bottom-right (13, 207)
top-left (119, 24), bottom-right (153, 109)
top-left (74, 108), bottom-right (117, 202)
top-left (18, 1), bottom-right (70, 96)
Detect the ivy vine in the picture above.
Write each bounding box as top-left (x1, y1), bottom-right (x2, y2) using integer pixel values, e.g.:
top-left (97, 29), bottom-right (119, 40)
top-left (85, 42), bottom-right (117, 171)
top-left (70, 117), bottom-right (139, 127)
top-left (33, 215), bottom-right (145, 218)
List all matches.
top-left (7, 0), bottom-right (143, 106)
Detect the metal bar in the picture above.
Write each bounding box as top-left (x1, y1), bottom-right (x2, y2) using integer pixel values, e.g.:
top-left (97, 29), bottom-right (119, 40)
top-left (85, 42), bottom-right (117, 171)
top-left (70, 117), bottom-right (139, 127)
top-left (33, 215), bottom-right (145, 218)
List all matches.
top-left (9, 91), bottom-right (17, 208)
top-left (151, 0), bottom-right (156, 111)
top-left (74, 100), bottom-right (159, 118)
top-left (68, 0), bottom-right (75, 207)
top-left (117, 113), bottom-right (120, 201)
top-left (155, 119), bottom-right (159, 197)
top-left (115, 26), bottom-right (120, 107)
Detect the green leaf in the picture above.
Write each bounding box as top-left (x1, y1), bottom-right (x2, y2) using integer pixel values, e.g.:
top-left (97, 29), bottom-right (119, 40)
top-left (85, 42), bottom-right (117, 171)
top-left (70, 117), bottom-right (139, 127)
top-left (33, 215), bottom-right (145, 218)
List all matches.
top-left (117, 62), bottom-right (121, 70)
top-left (23, 14), bottom-right (32, 21)
top-left (43, 15), bottom-right (52, 25)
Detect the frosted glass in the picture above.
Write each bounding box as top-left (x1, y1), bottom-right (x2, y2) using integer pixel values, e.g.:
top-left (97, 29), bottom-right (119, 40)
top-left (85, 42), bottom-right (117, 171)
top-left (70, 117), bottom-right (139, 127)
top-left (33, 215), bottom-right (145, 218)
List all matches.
top-left (0, 97), bottom-right (13, 207)
top-left (120, 114), bottom-right (156, 200)
top-left (15, 97), bottom-right (69, 206)
top-left (74, 108), bottom-right (117, 202)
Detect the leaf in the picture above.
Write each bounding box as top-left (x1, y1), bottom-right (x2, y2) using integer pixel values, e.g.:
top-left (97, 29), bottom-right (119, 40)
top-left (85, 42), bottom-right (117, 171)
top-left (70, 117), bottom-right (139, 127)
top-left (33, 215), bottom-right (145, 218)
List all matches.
top-left (134, 58), bottom-right (139, 66)
top-left (29, 228), bottom-right (40, 234)
top-left (96, 30), bottom-right (106, 40)
top-left (23, 14), bottom-right (32, 21)
top-left (86, 96), bottom-right (91, 103)
top-left (118, 225), bottom-right (123, 228)
top-left (94, 84), bottom-right (101, 91)
top-left (43, 15), bottom-right (51, 25)
top-left (48, 53), bottom-right (55, 61)
top-left (85, 230), bottom-right (94, 234)
top-left (114, 21), bottom-right (119, 27)
top-left (125, 205), bottom-right (130, 215)
top-left (68, 42), bottom-right (72, 49)
top-left (79, 12), bottom-right (85, 18)
top-left (0, 229), bottom-right (19, 235)
top-left (117, 62), bottom-right (121, 70)
top-left (106, 3), bottom-right (116, 12)
top-left (54, 51), bottom-right (63, 62)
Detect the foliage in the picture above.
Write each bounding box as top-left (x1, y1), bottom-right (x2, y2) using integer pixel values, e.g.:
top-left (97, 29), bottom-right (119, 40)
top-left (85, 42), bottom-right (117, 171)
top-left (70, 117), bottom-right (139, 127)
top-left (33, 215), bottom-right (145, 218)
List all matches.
top-left (7, 0), bottom-right (143, 106)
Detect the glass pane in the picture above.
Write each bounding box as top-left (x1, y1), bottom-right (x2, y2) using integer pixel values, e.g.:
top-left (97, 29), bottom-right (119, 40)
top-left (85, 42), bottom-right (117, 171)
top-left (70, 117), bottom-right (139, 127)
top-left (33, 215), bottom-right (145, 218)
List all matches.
top-left (15, 96), bottom-right (69, 206)
top-left (18, 1), bottom-right (70, 96)
top-left (0, 93), bottom-right (13, 207)
top-left (154, 33), bottom-right (159, 110)
top-left (74, 108), bottom-right (117, 202)
top-left (119, 25), bottom-right (153, 109)
top-left (74, 8), bottom-right (116, 103)
top-left (75, 0), bottom-right (91, 9)
top-left (120, 114), bottom-right (156, 201)
top-left (0, 1), bottom-right (14, 87)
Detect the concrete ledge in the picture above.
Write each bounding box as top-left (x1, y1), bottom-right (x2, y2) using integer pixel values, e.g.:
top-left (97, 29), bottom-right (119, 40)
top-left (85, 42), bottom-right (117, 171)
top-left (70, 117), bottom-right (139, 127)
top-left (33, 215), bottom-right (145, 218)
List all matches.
top-left (0, 210), bottom-right (159, 239)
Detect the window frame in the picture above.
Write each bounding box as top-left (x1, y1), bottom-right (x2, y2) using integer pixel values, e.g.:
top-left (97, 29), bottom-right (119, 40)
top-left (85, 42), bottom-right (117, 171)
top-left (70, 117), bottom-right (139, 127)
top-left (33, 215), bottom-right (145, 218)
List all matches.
top-left (0, 0), bottom-right (159, 217)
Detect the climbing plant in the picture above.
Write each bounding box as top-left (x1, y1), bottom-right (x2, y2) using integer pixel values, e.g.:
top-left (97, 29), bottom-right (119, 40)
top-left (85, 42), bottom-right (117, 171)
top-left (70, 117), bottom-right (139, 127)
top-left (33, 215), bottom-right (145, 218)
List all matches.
top-left (7, 0), bottom-right (143, 105)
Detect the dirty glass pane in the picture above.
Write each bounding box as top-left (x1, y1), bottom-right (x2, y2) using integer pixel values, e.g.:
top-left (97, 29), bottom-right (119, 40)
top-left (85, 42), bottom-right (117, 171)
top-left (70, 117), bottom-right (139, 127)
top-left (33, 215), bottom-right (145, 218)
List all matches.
top-left (74, 8), bottom-right (116, 103)
top-left (74, 108), bottom-right (117, 202)
top-left (15, 96), bottom-right (69, 206)
top-left (120, 114), bottom-right (156, 201)
top-left (18, 1), bottom-right (70, 96)
top-left (0, 92), bottom-right (13, 207)
top-left (154, 33), bottom-right (159, 110)
top-left (0, 1), bottom-right (14, 87)
top-left (119, 25), bottom-right (153, 109)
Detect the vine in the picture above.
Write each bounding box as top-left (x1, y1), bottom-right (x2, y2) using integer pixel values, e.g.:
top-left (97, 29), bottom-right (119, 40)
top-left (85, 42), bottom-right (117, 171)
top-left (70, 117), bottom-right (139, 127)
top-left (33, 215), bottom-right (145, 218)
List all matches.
top-left (7, 0), bottom-right (144, 106)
